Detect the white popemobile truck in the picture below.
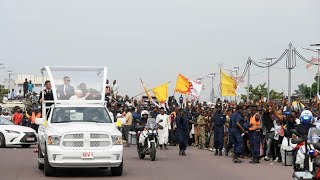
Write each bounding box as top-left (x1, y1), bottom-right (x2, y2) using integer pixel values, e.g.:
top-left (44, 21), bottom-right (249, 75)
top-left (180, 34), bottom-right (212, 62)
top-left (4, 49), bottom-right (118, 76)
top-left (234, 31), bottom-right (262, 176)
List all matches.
top-left (36, 66), bottom-right (123, 176)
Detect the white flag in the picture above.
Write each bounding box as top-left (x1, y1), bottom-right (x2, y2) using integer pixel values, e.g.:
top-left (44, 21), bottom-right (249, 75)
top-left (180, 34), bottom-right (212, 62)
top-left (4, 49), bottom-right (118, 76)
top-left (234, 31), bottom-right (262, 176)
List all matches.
top-left (189, 80), bottom-right (203, 98)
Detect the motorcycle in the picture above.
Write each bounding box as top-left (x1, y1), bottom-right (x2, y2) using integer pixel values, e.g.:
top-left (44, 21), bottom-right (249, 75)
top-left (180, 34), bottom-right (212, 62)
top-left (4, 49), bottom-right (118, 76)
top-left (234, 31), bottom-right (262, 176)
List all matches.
top-left (135, 118), bottom-right (163, 161)
top-left (291, 128), bottom-right (320, 180)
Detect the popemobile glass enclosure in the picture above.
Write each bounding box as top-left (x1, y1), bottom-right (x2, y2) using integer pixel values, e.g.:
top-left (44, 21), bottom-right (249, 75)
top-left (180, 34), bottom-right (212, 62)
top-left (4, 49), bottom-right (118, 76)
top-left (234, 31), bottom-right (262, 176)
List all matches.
top-left (41, 66), bottom-right (107, 104)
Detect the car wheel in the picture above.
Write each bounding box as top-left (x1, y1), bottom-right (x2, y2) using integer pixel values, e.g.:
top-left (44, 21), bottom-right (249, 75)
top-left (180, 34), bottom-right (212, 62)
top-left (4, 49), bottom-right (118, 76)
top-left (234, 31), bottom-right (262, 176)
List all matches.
top-left (0, 133), bottom-right (6, 148)
top-left (38, 144), bottom-right (44, 170)
top-left (44, 147), bottom-right (56, 176)
top-left (111, 160), bottom-right (123, 176)
top-left (21, 144), bottom-right (31, 148)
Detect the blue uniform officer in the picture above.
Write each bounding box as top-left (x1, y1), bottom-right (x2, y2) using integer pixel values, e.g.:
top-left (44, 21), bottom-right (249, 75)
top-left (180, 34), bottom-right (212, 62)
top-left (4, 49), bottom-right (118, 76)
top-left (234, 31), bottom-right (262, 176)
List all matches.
top-left (229, 105), bottom-right (247, 163)
top-left (177, 110), bottom-right (189, 156)
top-left (213, 104), bottom-right (226, 156)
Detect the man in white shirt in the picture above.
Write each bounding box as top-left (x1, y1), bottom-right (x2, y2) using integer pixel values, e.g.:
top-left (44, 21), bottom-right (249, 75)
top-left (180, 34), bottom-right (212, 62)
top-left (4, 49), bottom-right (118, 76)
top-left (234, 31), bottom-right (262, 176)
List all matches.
top-left (156, 107), bottom-right (171, 150)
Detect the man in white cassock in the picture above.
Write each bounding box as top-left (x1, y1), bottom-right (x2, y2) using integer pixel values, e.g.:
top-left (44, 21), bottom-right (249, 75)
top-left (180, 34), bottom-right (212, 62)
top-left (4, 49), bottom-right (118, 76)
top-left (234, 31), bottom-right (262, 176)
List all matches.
top-left (156, 107), bottom-right (171, 150)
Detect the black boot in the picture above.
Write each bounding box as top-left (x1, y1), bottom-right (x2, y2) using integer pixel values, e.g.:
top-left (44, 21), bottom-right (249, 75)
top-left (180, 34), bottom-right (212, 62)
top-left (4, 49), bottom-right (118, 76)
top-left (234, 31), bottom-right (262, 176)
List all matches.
top-left (182, 150), bottom-right (186, 156)
top-left (160, 145), bottom-right (163, 150)
top-left (215, 150), bottom-right (218, 156)
top-left (164, 144), bottom-right (168, 150)
top-left (233, 155), bottom-right (242, 163)
top-left (219, 151), bottom-right (223, 156)
top-left (225, 149), bottom-right (229, 156)
top-left (179, 150), bottom-right (182, 156)
top-left (249, 158), bottom-right (260, 164)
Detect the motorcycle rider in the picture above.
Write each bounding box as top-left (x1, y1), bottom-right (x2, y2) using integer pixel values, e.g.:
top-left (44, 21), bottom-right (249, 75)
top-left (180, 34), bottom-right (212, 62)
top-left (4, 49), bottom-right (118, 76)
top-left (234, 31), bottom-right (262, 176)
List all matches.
top-left (137, 111), bottom-right (163, 145)
top-left (292, 110), bottom-right (315, 170)
top-left (137, 110), bottom-right (149, 127)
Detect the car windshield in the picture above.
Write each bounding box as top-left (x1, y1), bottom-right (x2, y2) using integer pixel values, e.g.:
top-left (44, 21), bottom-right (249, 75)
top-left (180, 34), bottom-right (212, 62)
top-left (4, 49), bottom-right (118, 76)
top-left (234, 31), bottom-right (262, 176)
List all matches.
top-left (0, 118), bottom-right (14, 125)
top-left (51, 107), bottom-right (112, 123)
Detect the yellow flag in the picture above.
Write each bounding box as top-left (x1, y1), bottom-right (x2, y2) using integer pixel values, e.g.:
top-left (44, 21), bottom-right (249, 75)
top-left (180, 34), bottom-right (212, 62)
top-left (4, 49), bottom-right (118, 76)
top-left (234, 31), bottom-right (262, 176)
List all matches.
top-left (221, 69), bottom-right (237, 97)
top-left (152, 83), bottom-right (168, 103)
top-left (175, 74), bottom-right (191, 94)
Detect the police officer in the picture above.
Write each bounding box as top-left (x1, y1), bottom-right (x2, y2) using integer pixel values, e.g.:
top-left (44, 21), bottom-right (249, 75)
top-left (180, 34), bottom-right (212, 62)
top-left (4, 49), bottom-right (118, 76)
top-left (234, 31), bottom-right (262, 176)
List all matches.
top-left (177, 109), bottom-right (189, 156)
top-left (213, 103), bottom-right (226, 156)
top-left (229, 105), bottom-right (247, 163)
top-left (248, 105), bottom-right (261, 164)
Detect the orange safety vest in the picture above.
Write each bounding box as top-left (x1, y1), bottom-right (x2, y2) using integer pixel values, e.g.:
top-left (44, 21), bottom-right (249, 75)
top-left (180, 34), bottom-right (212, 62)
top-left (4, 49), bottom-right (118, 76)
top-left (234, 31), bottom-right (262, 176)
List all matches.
top-left (249, 113), bottom-right (260, 131)
top-left (31, 112), bottom-right (42, 124)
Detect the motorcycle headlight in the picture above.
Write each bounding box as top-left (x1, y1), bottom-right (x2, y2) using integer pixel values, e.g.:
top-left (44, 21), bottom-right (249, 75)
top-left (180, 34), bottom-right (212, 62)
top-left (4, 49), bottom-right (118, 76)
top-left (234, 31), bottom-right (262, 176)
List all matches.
top-left (48, 135), bottom-right (61, 146)
top-left (112, 135), bottom-right (123, 145)
top-left (5, 130), bottom-right (21, 134)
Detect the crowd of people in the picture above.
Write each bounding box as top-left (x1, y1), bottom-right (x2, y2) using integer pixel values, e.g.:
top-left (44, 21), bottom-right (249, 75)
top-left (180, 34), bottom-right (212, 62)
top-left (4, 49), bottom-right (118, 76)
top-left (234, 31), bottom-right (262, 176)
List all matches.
top-left (3, 78), bottom-right (320, 165)
top-left (110, 92), bottom-right (320, 164)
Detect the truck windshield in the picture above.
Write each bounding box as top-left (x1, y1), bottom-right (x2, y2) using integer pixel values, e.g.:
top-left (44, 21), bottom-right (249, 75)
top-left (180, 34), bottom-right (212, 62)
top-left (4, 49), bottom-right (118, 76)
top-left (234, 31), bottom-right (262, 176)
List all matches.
top-left (51, 107), bottom-right (112, 123)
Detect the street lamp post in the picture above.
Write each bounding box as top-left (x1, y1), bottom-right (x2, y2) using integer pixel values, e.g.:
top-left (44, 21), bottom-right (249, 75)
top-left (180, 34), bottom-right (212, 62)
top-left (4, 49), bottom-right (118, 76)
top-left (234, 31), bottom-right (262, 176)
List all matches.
top-left (264, 58), bottom-right (276, 102)
top-left (302, 44), bottom-right (320, 96)
top-left (208, 73), bottom-right (217, 103)
top-left (7, 70), bottom-right (12, 91)
top-left (311, 44), bottom-right (320, 95)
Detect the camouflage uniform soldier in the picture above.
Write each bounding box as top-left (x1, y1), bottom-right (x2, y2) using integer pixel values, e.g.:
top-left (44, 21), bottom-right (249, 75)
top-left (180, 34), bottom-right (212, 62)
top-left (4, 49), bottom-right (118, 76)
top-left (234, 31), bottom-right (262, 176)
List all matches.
top-left (197, 111), bottom-right (206, 149)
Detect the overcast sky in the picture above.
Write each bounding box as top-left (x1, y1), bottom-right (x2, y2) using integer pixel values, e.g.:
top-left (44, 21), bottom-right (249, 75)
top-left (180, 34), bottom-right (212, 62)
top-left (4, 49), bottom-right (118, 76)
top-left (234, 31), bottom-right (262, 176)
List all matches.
top-left (0, 0), bottom-right (319, 101)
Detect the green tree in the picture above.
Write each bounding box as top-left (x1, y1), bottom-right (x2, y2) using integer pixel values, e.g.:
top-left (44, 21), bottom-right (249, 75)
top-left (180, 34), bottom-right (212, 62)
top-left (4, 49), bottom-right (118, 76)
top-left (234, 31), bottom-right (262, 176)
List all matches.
top-left (294, 75), bottom-right (319, 99)
top-left (0, 85), bottom-right (9, 102)
top-left (241, 83), bottom-right (283, 102)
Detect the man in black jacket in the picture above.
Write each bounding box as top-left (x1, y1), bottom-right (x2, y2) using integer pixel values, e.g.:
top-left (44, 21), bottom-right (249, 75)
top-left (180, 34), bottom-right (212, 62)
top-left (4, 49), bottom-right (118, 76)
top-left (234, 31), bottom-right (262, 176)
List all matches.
top-left (56, 76), bottom-right (75, 100)
top-left (23, 79), bottom-right (28, 98)
top-left (39, 80), bottom-right (54, 117)
top-left (262, 104), bottom-right (274, 161)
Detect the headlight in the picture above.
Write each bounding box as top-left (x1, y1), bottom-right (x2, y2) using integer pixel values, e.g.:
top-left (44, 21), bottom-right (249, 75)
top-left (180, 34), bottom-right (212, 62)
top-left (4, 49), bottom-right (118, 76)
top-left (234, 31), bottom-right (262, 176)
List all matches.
top-left (148, 130), bottom-right (156, 134)
top-left (47, 135), bottom-right (61, 146)
top-left (112, 135), bottom-right (123, 145)
top-left (5, 130), bottom-right (20, 134)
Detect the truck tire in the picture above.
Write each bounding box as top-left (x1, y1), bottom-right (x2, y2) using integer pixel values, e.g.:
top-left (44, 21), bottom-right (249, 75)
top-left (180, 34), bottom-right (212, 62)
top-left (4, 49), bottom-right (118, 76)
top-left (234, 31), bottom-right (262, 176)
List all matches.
top-left (111, 160), bottom-right (123, 176)
top-left (150, 142), bottom-right (156, 161)
top-left (38, 144), bottom-right (44, 170)
top-left (44, 148), bottom-right (56, 176)
top-left (0, 133), bottom-right (5, 148)
top-left (21, 144), bottom-right (31, 148)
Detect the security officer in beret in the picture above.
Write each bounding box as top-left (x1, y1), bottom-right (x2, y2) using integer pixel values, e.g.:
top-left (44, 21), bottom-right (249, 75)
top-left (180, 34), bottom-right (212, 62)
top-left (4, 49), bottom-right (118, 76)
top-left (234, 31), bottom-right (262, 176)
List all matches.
top-left (212, 103), bottom-right (226, 156)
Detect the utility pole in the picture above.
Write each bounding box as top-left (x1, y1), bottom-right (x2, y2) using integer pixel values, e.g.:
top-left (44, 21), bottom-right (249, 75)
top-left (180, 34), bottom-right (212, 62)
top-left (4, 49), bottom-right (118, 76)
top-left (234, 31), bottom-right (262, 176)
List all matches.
top-left (247, 58), bottom-right (251, 103)
top-left (286, 43), bottom-right (295, 103)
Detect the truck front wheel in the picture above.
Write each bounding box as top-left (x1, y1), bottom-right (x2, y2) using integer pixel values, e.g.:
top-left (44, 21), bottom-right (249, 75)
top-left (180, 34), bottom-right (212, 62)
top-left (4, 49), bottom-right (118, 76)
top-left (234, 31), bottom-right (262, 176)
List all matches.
top-left (44, 148), bottom-right (56, 176)
top-left (111, 160), bottom-right (123, 176)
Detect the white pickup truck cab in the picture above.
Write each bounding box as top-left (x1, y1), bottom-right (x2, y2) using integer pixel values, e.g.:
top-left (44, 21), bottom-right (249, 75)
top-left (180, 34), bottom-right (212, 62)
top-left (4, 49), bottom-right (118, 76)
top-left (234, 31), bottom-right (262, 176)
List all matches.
top-left (36, 66), bottom-right (123, 176)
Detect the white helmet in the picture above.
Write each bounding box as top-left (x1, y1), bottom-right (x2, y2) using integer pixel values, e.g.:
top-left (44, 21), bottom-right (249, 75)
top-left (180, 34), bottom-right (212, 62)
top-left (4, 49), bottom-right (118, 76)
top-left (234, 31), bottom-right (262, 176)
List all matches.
top-left (300, 110), bottom-right (313, 125)
top-left (141, 110), bottom-right (149, 117)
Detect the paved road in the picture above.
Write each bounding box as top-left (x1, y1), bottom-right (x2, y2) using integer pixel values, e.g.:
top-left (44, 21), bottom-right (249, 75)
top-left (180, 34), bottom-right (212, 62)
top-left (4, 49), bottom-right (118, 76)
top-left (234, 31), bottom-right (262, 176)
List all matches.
top-left (0, 145), bottom-right (292, 180)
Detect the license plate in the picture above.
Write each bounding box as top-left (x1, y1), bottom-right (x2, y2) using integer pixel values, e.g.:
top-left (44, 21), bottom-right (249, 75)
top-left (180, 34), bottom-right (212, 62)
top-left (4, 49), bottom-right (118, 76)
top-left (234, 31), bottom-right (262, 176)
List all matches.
top-left (26, 137), bottom-right (35, 141)
top-left (81, 152), bottom-right (94, 159)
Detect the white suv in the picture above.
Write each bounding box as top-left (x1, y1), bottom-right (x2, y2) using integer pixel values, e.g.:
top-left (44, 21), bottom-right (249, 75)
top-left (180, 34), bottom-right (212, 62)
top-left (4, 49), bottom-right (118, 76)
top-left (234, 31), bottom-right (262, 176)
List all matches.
top-left (36, 104), bottom-right (123, 176)
top-left (36, 66), bottom-right (123, 176)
